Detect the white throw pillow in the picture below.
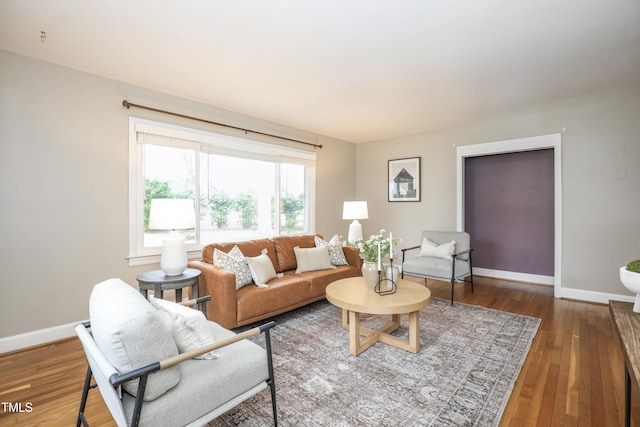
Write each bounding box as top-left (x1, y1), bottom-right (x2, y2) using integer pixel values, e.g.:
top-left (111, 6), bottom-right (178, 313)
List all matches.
top-left (214, 245), bottom-right (253, 290)
top-left (294, 245), bottom-right (336, 273)
top-left (150, 297), bottom-right (218, 360)
top-left (419, 238), bottom-right (457, 260)
top-left (314, 234), bottom-right (348, 266)
top-left (246, 248), bottom-right (278, 288)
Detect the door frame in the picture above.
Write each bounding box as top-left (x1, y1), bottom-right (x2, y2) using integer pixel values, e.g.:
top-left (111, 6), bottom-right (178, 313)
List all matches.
top-left (456, 133), bottom-right (562, 298)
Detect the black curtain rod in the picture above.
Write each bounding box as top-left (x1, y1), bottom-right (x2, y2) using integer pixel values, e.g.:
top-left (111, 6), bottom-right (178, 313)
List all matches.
top-left (122, 100), bottom-right (322, 149)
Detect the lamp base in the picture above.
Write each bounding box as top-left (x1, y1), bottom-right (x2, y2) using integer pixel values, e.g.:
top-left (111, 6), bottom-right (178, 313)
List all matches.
top-left (160, 234), bottom-right (187, 276)
top-left (347, 220), bottom-right (363, 243)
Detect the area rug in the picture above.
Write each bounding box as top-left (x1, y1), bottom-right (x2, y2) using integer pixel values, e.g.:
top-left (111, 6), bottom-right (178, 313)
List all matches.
top-left (210, 298), bottom-right (540, 426)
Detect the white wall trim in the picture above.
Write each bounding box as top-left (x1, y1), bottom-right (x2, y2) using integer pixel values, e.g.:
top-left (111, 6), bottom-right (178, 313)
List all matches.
top-left (0, 320), bottom-right (86, 355)
top-left (475, 268), bottom-right (555, 286)
top-left (476, 268), bottom-right (634, 304)
top-left (559, 287), bottom-right (635, 305)
top-left (456, 133), bottom-right (563, 298)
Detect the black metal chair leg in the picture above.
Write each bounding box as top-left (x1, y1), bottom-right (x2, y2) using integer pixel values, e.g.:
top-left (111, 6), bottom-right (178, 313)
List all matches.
top-left (264, 328), bottom-right (278, 426)
top-left (77, 366), bottom-right (92, 427)
top-left (450, 280), bottom-right (455, 305)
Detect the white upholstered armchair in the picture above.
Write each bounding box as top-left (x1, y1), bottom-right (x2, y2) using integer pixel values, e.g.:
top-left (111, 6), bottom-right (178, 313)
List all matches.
top-left (75, 278), bottom-right (277, 427)
top-left (401, 230), bottom-right (474, 305)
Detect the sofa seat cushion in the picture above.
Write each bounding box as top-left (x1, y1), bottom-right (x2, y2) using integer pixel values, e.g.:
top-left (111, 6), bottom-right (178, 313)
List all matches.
top-left (273, 234), bottom-right (317, 272)
top-left (285, 265), bottom-right (361, 298)
top-left (122, 322), bottom-right (269, 427)
top-left (236, 275), bottom-right (312, 323)
top-left (402, 255), bottom-right (470, 280)
top-left (89, 279), bottom-right (180, 401)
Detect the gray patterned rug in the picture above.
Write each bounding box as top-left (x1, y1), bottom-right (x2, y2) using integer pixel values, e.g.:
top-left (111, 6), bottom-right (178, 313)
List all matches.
top-left (210, 298), bottom-right (540, 426)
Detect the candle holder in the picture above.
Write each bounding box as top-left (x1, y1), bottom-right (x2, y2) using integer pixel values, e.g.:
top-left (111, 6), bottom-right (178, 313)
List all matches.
top-left (375, 258), bottom-right (397, 295)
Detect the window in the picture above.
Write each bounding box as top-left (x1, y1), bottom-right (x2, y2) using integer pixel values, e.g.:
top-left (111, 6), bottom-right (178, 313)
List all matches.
top-left (128, 117), bottom-right (316, 264)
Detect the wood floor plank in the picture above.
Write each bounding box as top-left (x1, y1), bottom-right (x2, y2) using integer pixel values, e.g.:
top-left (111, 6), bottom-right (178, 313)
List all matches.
top-left (0, 276), bottom-right (632, 426)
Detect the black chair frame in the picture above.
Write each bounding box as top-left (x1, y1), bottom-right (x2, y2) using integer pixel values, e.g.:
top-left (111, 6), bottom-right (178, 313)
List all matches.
top-left (401, 247), bottom-right (474, 305)
top-left (77, 296), bottom-right (278, 427)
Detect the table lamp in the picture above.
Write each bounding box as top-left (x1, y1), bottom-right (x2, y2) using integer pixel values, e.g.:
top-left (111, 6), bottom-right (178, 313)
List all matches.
top-left (148, 198), bottom-right (196, 276)
top-left (342, 201), bottom-right (368, 243)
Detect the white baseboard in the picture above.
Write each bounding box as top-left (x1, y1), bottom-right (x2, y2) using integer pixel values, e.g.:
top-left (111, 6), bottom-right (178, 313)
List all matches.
top-left (0, 319), bottom-right (87, 355)
top-left (558, 287), bottom-right (635, 305)
top-left (475, 267), bottom-right (635, 305)
top-left (474, 268), bottom-right (555, 285)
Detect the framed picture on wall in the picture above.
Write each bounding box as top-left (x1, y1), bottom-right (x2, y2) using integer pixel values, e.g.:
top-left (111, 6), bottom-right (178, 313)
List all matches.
top-left (388, 157), bottom-right (421, 202)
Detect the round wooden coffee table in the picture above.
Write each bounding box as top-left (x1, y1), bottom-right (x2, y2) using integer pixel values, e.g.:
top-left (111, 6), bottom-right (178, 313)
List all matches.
top-left (326, 277), bottom-right (431, 356)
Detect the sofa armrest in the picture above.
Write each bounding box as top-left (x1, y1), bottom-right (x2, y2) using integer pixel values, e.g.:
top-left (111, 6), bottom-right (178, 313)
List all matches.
top-left (188, 260), bottom-right (238, 329)
top-left (343, 246), bottom-right (363, 271)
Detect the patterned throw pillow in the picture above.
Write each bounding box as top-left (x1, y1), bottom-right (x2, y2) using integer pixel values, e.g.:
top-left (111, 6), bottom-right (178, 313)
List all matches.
top-left (314, 234), bottom-right (348, 266)
top-left (213, 245), bottom-right (253, 290)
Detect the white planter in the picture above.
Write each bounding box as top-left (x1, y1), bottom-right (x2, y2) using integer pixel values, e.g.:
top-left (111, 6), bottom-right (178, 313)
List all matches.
top-left (361, 262), bottom-right (380, 290)
top-left (620, 266), bottom-right (640, 313)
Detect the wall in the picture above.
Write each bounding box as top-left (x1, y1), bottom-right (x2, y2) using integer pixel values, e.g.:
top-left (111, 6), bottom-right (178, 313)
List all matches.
top-left (357, 95), bottom-right (640, 299)
top-left (0, 50), bottom-right (356, 346)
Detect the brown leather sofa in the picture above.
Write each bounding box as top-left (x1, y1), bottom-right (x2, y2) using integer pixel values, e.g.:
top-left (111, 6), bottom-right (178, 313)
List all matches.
top-left (188, 234), bottom-right (362, 329)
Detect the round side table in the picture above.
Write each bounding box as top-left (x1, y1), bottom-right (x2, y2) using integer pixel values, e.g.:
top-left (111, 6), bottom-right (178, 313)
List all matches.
top-left (137, 268), bottom-right (201, 302)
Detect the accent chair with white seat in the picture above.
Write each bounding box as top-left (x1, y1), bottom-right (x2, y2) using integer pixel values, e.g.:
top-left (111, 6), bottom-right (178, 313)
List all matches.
top-left (401, 230), bottom-right (474, 305)
top-left (75, 278), bottom-right (277, 427)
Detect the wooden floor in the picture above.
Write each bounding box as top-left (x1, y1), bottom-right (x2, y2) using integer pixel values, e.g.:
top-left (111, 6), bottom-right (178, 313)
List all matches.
top-left (0, 276), bottom-right (634, 426)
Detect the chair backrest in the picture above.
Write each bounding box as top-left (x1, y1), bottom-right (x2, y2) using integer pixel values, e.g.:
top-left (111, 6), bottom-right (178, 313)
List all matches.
top-left (422, 231), bottom-right (471, 260)
top-left (75, 323), bottom-right (128, 426)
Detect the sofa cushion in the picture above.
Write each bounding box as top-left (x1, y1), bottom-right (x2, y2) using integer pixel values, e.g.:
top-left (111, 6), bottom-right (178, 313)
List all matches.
top-left (315, 234), bottom-right (348, 266)
top-left (89, 279), bottom-right (180, 401)
top-left (214, 245), bottom-right (253, 290)
top-left (246, 248), bottom-right (278, 287)
top-left (289, 265), bottom-right (361, 298)
top-left (202, 238), bottom-right (277, 269)
top-left (150, 297), bottom-right (218, 360)
top-left (403, 255), bottom-right (470, 280)
top-left (294, 245), bottom-right (336, 273)
top-left (273, 234), bottom-right (317, 272)
top-left (236, 276), bottom-right (312, 323)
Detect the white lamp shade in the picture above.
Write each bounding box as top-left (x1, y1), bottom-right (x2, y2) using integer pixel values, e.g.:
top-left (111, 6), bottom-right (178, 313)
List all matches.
top-left (342, 201), bottom-right (368, 220)
top-left (148, 199), bottom-right (195, 230)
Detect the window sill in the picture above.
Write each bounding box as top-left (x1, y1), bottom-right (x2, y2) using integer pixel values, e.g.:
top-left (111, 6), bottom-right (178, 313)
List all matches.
top-left (127, 249), bottom-right (202, 267)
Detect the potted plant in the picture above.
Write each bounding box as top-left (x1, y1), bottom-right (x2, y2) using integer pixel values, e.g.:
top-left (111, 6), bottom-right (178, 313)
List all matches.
top-left (620, 259), bottom-right (640, 312)
top-left (355, 230), bottom-right (399, 289)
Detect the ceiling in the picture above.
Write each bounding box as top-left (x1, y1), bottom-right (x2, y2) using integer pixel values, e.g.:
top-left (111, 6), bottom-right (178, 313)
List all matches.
top-left (1, 0), bottom-right (639, 143)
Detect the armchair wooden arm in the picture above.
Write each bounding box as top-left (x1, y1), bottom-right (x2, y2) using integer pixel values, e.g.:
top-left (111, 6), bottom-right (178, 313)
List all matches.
top-left (401, 245), bottom-right (421, 263)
